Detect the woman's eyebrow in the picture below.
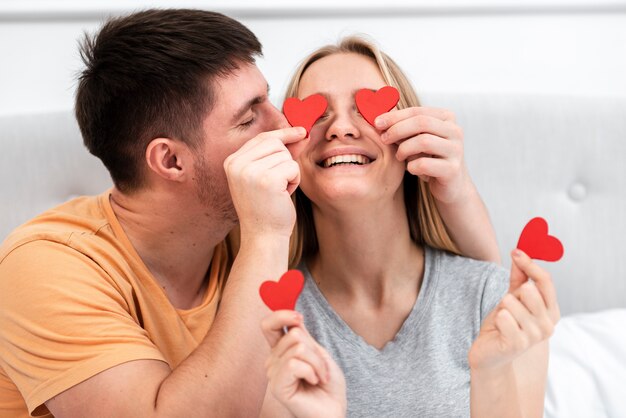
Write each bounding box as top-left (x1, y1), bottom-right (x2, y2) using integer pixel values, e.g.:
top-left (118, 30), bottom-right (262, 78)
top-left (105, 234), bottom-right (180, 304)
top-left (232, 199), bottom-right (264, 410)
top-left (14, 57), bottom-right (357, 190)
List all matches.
top-left (312, 92), bottom-right (330, 102)
top-left (353, 88), bottom-right (376, 96)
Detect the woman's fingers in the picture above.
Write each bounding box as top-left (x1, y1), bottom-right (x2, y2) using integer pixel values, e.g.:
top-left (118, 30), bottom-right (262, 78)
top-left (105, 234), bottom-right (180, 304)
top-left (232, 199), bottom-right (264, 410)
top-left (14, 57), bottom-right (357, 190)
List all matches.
top-left (261, 310), bottom-right (303, 348)
top-left (493, 307), bottom-right (522, 348)
top-left (500, 293), bottom-right (547, 349)
top-left (269, 356), bottom-right (320, 390)
top-left (272, 339), bottom-right (330, 385)
top-left (496, 272), bottom-right (559, 356)
top-left (510, 250), bottom-right (560, 323)
top-left (263, 318), bottom-right (330, 385)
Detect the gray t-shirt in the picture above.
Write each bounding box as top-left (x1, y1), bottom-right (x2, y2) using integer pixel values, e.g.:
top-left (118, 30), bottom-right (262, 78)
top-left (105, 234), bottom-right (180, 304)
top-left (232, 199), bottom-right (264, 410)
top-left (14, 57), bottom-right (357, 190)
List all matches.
top-left (295, 246), bottom-right (509, 418)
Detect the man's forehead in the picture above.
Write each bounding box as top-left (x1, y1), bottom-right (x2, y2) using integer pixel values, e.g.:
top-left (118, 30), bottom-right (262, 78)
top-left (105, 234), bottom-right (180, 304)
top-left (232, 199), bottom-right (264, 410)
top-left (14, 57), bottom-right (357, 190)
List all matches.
top-left (213, 63), bottom-right (267, 99)
top-left (204, 64), bottom-right (269, 126)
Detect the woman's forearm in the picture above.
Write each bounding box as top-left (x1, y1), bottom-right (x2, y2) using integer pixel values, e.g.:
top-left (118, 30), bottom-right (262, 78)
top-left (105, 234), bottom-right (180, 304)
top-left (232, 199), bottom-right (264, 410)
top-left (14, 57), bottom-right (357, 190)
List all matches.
top-left (470, 364), bottom-right (522, 418)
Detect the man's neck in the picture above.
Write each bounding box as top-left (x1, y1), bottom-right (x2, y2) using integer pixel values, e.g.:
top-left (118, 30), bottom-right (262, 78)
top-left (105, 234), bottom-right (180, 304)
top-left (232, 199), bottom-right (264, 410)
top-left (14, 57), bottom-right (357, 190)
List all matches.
top-left (109, 187), bottom-right (233, 309)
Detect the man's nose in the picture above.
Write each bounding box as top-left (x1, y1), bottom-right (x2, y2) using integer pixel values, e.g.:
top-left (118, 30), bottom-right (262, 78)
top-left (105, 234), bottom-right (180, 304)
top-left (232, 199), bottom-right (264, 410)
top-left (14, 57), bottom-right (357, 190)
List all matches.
top-left (268, 104), bottom-right (290, 130)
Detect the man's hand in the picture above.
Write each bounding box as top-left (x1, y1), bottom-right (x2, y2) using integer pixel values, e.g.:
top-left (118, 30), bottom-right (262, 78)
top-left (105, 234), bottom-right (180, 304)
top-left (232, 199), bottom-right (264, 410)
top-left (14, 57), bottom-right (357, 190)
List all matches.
top-left (261, 310), bottom-right (346, 418)
top-left (376, 107), bottom-right (470, 205)
top-left (224, 127), bottom-right (307, 237)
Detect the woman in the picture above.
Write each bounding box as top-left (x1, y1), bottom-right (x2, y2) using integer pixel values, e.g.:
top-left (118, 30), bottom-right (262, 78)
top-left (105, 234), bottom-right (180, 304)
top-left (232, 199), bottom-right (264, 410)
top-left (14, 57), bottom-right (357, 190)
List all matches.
top-left (260, 37), bottom-right (560, 418)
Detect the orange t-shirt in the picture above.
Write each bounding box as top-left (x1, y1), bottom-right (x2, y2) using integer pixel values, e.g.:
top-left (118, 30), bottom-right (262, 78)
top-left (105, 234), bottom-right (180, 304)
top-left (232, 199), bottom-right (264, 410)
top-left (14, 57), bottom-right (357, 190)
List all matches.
top-left (0, 191), bottom-right (224, 417)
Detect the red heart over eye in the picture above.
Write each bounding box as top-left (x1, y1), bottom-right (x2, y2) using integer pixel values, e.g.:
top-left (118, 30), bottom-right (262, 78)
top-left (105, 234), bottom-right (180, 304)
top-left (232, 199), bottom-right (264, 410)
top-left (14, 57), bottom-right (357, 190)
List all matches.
top-left (259, 270), bottom-right (305, 311)
top-left (283, 94), bottom-right (328, 136)
top-left (355, 86), bottom-right (400, 126)
top-left (517, 217), bottom-right (564, 262)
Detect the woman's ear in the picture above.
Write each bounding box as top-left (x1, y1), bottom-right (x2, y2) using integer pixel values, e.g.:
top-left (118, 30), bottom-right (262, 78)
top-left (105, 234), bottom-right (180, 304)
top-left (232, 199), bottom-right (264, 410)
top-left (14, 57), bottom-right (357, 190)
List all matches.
top-left (145, 138), bottom-right (190, 182)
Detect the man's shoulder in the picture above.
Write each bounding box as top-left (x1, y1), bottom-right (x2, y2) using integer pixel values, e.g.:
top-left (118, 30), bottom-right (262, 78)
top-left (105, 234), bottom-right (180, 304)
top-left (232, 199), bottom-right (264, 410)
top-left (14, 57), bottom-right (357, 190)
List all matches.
top-left (0, 191), bottom-right (140, 304)
top-left (0, 193), bottom-right (112, 263)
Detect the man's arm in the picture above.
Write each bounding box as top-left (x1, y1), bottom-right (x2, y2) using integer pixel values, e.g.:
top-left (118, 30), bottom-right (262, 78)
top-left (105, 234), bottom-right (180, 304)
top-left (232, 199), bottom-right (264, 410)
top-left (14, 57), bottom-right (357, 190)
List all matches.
top-left (46, 128), bottom-right (306, 418)
top-left (375, 107), bottom-right (501, 264)
top-left (435, 179), bottom-right (501, 264)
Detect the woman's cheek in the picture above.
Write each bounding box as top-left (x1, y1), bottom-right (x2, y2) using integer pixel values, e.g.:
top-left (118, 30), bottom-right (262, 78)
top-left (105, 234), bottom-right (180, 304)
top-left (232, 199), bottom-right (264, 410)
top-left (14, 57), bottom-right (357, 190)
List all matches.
top-left (286, 140), bottom-right (307, 161)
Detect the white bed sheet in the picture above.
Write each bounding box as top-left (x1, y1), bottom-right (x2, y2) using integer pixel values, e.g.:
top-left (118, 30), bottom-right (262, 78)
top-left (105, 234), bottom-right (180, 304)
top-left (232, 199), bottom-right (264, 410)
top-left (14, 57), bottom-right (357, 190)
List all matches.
top-left (545, 309), bottom-right (626, 418)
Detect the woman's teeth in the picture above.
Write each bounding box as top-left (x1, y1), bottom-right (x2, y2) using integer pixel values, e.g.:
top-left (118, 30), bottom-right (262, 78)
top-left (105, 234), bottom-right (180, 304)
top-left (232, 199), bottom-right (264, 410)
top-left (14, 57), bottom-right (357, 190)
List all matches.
top-left (321, 154), bottom-right (371, 168)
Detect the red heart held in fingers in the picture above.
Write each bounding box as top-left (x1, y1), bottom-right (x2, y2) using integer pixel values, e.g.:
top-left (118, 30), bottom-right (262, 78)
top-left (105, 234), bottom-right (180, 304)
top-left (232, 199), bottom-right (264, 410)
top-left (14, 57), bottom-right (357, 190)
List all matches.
top-left (283, 94), bottom-right (328, 136)
top-left (355, 86), bottom-right (400, 127)
top-left (259, 270), bottom-right (305, 311)
top-left (517, 217), bottom-right (564, 262)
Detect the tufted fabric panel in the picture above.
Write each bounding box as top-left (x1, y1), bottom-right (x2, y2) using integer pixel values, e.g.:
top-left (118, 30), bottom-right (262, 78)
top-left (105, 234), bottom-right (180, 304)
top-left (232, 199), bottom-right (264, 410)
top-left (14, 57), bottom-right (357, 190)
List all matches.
top-left (1, 94), bottom-right (625, 315)
top-left (422, 93), bottom-right (626, 315)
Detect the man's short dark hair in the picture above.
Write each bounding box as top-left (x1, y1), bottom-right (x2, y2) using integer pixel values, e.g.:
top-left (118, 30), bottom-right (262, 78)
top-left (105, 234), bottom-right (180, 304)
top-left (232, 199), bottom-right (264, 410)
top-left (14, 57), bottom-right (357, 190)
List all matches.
top-left (75, 9), bottom-right (262, 191)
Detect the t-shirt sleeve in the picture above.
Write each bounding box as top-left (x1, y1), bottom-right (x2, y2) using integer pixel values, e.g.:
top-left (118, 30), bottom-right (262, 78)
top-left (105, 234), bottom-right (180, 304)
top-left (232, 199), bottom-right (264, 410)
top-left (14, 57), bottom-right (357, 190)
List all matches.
top-left (0, 240), bottom-right (166, 415)
top-left (479, 264), bottom-right (510, 322)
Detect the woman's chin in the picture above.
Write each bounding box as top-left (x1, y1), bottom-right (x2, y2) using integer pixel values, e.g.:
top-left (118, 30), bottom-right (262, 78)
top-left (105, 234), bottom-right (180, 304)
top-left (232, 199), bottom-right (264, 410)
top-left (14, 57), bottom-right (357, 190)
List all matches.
top-left (308, 184), bottom-right (380, 208)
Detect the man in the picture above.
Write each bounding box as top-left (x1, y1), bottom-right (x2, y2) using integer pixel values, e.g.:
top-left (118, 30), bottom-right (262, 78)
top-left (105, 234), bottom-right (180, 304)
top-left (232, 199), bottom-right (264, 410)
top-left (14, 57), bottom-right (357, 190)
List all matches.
top-left (0, 9), bottom-right (306, 417)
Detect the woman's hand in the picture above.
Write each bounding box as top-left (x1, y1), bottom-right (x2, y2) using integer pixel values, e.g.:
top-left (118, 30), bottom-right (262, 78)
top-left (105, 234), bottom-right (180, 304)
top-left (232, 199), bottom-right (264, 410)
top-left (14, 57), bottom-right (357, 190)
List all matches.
top-left (375, 107), bottom-right (470, 204)
top-left (261, 310), bottom-right (346, 418)
top-left (469, 249), bottom-right (561, 371)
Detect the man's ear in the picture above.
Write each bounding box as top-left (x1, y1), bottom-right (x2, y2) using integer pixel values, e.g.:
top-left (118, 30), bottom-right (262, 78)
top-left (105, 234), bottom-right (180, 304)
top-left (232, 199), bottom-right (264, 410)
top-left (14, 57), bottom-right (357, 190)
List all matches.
top-left (145, 138), bottom-right (190, 182)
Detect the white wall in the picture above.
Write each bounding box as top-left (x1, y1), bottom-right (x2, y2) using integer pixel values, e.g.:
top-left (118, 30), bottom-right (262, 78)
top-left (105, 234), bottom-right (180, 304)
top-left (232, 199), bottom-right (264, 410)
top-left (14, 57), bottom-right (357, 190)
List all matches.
top-left (1, 1), bottom-right (626, 116)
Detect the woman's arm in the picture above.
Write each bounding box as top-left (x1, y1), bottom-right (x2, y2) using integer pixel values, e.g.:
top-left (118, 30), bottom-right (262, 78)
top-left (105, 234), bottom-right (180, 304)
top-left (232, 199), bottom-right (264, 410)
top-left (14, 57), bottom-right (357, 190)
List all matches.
top-left (468, 250), bottom-right (560, 417)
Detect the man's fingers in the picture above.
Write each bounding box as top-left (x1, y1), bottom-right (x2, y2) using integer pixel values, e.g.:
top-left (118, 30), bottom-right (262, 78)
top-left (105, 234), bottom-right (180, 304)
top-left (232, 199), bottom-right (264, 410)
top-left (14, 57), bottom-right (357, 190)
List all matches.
top-left (261, 310), bottom-right (303, 348)
top-left (381, 115), bottom-right (455, 145)
top-left (395, 134), bottom-right (454, 161)
top-left (406, 157), bottom-right (454, 181)
top-left (274, 126), bottom-right (308, 145)
top-left (375, 106), bottom-right (456, 130)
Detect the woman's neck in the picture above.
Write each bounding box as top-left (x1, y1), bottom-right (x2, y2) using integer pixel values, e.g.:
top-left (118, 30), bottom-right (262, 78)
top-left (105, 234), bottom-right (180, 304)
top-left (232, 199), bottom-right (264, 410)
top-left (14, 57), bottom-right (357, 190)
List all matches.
top-left (308, 196), bottom-right (424, 307)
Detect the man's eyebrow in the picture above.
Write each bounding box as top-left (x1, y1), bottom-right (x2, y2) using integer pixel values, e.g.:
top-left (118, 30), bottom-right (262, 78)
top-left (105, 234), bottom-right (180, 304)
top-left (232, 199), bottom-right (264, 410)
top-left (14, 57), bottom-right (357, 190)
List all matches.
top-left (231, 84), bottom-right (270, 124)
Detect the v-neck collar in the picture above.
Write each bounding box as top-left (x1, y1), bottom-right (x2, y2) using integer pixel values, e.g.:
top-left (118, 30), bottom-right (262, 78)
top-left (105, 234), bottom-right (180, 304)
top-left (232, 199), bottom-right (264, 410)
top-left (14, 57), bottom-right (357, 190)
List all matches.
top-left (300, 246), bottom-right (440, 357)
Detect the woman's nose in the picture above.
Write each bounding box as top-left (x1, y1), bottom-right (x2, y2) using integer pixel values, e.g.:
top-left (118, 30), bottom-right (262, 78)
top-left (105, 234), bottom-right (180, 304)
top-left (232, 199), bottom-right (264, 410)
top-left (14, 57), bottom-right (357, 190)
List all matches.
top-left (325, 111), bottom-right (361, 141)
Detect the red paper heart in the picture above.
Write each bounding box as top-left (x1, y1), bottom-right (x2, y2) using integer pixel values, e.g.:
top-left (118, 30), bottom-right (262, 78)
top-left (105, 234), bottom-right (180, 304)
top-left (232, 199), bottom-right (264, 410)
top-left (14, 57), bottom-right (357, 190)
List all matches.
top-left (355, 86), bottom-right (400, 126)
top-left (259, 270), bottom-right (305, 311)
top-left (283, 94), bottom-right (328, 136)
top-left (517, 217), bottom-right (564, 262)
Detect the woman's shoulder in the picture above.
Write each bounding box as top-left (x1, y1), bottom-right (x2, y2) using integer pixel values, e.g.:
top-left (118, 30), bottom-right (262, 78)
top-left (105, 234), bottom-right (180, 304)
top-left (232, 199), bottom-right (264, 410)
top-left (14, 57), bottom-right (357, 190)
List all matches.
top-left (426, 245), bottom-right (508, 288)
top-left (428, 245), bottom-right (504, 269)
top-left (426, 246), bottom-right (509, 319)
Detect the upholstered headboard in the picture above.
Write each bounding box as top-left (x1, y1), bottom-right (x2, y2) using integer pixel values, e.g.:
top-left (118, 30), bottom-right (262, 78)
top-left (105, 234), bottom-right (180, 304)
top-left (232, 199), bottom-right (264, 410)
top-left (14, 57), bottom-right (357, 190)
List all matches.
top-left (2, 94), bottom-right (625, 316)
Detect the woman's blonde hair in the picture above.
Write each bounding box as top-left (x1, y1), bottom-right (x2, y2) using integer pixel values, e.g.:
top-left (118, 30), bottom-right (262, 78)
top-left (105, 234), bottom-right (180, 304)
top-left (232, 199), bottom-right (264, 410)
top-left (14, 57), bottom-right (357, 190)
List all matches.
top-left (285, 36), bottom-right (461, 268)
